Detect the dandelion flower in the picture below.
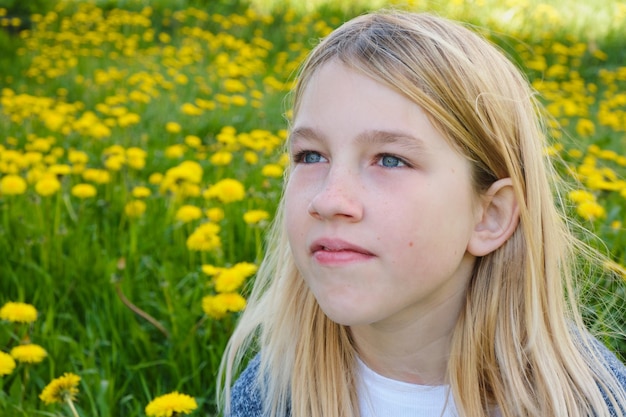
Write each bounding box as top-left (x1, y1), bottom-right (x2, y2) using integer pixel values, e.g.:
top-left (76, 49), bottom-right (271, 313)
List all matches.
top-left (71, 183), bottom-right (97, 199)
top-left (0, 301), bottom-right (38, 323)
top-left (0, 351), bottom-right (16, 376)
top-left (164, 144), bottom-right (186, 159)
top-left (214, 263), bottom-right (258, 293)
top-left (0, 174), bottom-right (27, 195)
top-left (243, 209), bottom-right (270, 225)
top-left (203, 178), bottom-right (245, 203)
top-left (186, 223), bottom-right (221, 252)
top-left (35, 176), bottom-right (62, 197)
top-left (165, 121), bottom-right (182, 134)
top-left (202, 293), bottom-right (247, 319)
top-left (261, 164), bottom-right (283, 178)
top-left (145, 391), bottom-right (198, 417)
top-left (39, 372), bottom-right (81, 404)
top-left (205, 207), bottom-right (224, 222)
top-left (11, 343), bottom-right (47, 364)
top-left (125, 200), bottom-right (147, 218)
top-left (209, 151), bottom-right (233, 166)
top-left (132, 186), bottom-right (152, 198)
top-left (175, 205), bottom-right (202, 223)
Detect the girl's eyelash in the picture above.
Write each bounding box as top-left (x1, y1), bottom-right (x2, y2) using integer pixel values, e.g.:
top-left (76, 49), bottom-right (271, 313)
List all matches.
top-left (375, 153), bottom-right (411, 168)
top-left (291, 150), bottom-right (320, 163)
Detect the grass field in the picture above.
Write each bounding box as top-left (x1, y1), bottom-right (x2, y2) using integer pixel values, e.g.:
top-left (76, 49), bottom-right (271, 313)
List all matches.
top-left (0, 0), bottom-right (625, 415)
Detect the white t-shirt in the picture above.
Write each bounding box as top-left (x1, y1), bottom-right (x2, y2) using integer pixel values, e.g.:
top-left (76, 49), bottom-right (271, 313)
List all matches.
top-left (356, 358), bottom-right (459, 417)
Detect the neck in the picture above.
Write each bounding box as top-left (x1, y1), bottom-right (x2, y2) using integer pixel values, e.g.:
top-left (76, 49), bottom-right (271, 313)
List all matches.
top-left (350, 289), bottom-right (465, 386)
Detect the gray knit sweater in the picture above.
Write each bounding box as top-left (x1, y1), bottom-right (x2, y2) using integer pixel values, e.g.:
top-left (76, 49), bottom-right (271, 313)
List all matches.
top-left (229, 338), bottom-right (626, 416)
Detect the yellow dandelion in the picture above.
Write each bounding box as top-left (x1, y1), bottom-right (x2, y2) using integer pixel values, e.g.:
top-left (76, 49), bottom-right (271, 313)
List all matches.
top-left (0, 174), bottom-right (27, 195)
top-left (71, 183), bottom-right (97, 199)
top-left (165, 122), bottom-right (182, 134)
top-left (35, 176), bottom-right (62, 197)
top-left (39, 372), bottom-right (81, 405)
top-left (186, 222), bottom-right (222, 252)
top-left (11, 343), bottom-right (47, 364)
top-left (149, 173), bottom-right (164, 185)
top-left (243, 209), bottom-right (270, 225)
top-left (261, 164), bottom-right (283, 178)
top-left (165, 144), bottom-right (186, 159)
top-left (132, 186), bottom-right (152, 198)
top-left (0, 301), bottom-right (38, 323)
top-left (0, 351), bottom-right (16, 376)
top-left (201, 264), bottom-right (221, 276)
top-left (214, 262), bottom-right (258, 293)
top-left (205, 207), bottom-right (224, 222)
top-left (175, 205), bottom-right (203, 223)
top-left (203, 178), bottom-right (245, 203)
top-left (209, 151), bottom-right (233, 166)
top-left (576, 200), bottom-right (606, 221)
top-left (125, 200), bottom-right (147, 218)
top-left (184, 135), bottom-right (202, 148)
top-left (145, 391), bottom-right (198, 417)
top-left (243, 151), bottom-right (258, 165)
top-left (202, 293), bottom-right (246, 319)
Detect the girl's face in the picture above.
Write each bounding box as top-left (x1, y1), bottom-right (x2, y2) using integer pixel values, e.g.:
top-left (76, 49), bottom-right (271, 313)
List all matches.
top-left (285, 61), bottom-right (483, 328)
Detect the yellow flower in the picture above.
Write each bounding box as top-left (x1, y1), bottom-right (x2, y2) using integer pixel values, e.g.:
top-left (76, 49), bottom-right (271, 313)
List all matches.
top-left (145, 391), bottom-right (198, 417)
top-left (71, 183), bottom-right (97, 199)
top-left (0, 351), bottom-right (16, 376)
top-left (214, 262), bottom-right (258, 293)
top-left (11, 343), bottom-right (47, 364)
top-left (202, 293), bottom-right (246, 319)
top-left (125, 200), bottom-right (147, 218)
top-left (209, 151), bottom-right (233, 166)
top-left (186, 222), bottom-right (221, 252)
top-left (165, 144), bottom-right (186, 159)
top-left (181, 103), bottom-right (203, 116)
top-left (35, 176), bottom-right (61, 197)
top-left (567, 189), bottom-right (595, 203)
top-left (165, 121), bottom-right (182, 134)
top-left (575, 119), bottom-right (595, 137)
top-left (0, 174), bottom-right (27, 195)
top-left (205, 207), bottom-right (224, 222)
top-left (203, 178), bottom-right (245, 203)
top-left (576, 200), bottom-right (606, 221)
top-left (175, 205), bottom-right (202, 223)
top-left (82, 168), bottom-right (111, 184)
top-left (39, 372), bottom-right (81, 405)
top-left (243, 151), bottom-right (258, 165)
top-left (132, 186), bottom-right (152, 198)
top-left (0, 301), bottom-right (38, 323)
top-left (261, 163), bottom-right (283, 178)
top-left (184, 135), bottom-right (202, 148)
top-left (149, 173), bottom-right (164, 185)
top-left (243, 209), bottom-right (269, 225)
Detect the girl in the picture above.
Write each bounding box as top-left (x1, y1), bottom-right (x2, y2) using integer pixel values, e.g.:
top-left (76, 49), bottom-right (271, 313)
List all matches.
top-left (219, 10), bottom-right (626, 417)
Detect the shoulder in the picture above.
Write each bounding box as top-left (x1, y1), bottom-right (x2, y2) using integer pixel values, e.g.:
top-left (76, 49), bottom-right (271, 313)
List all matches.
top-left (587, 335), bottom-right (626, 414)
top-left (590, 336), bottom-right (626, 385)
top-left (229, 354), bottom-right (264, 417)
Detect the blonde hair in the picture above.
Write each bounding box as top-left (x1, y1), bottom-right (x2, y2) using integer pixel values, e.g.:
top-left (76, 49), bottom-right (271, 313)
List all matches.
top-left (219, 11), bottom-right (625, 417)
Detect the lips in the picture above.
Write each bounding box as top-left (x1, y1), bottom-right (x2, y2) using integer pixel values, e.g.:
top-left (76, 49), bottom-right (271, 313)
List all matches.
top-left (310, 238), bottom-right (375, 265)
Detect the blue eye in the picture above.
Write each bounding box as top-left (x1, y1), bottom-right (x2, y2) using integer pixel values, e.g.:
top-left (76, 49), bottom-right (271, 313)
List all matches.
top-left (378, 154), bottom-right (406, 168)
top-left (294, 150), bottom-right (326, 164)
top-left (303, 152), bottom-right (323, 163)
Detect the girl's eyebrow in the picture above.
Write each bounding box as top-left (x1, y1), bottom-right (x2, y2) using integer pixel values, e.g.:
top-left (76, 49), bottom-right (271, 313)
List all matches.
top-left (289, 126), bottom-right (427, 152)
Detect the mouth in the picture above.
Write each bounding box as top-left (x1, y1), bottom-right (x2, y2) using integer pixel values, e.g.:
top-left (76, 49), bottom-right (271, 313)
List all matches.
top-left (310, 238), bottom-right (375, 264)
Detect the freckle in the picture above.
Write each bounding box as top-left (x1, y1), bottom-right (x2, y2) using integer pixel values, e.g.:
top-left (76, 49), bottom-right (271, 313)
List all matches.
top-left (408, 241), bottom-right (413, 247)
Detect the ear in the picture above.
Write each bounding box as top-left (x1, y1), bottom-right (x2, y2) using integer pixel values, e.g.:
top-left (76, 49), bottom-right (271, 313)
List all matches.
top-left (467, 178), bottom-right (519, 257)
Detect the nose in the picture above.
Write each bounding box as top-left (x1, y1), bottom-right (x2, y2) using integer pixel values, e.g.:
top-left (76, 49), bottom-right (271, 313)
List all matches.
top-left (307, 167), bottom-right (364, 221)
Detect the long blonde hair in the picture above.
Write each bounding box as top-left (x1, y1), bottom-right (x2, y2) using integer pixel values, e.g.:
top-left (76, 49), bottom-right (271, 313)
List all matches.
top-left (219, 11), bottom-right (625, 417)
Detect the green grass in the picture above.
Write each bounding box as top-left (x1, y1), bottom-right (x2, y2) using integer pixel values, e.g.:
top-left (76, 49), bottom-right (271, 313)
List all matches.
top-left (0, 0), bottom-right (625, 416)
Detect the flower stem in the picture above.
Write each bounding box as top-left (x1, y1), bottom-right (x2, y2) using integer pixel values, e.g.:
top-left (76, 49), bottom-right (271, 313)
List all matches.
top-left (66, 397), bottom-right (80, 417)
